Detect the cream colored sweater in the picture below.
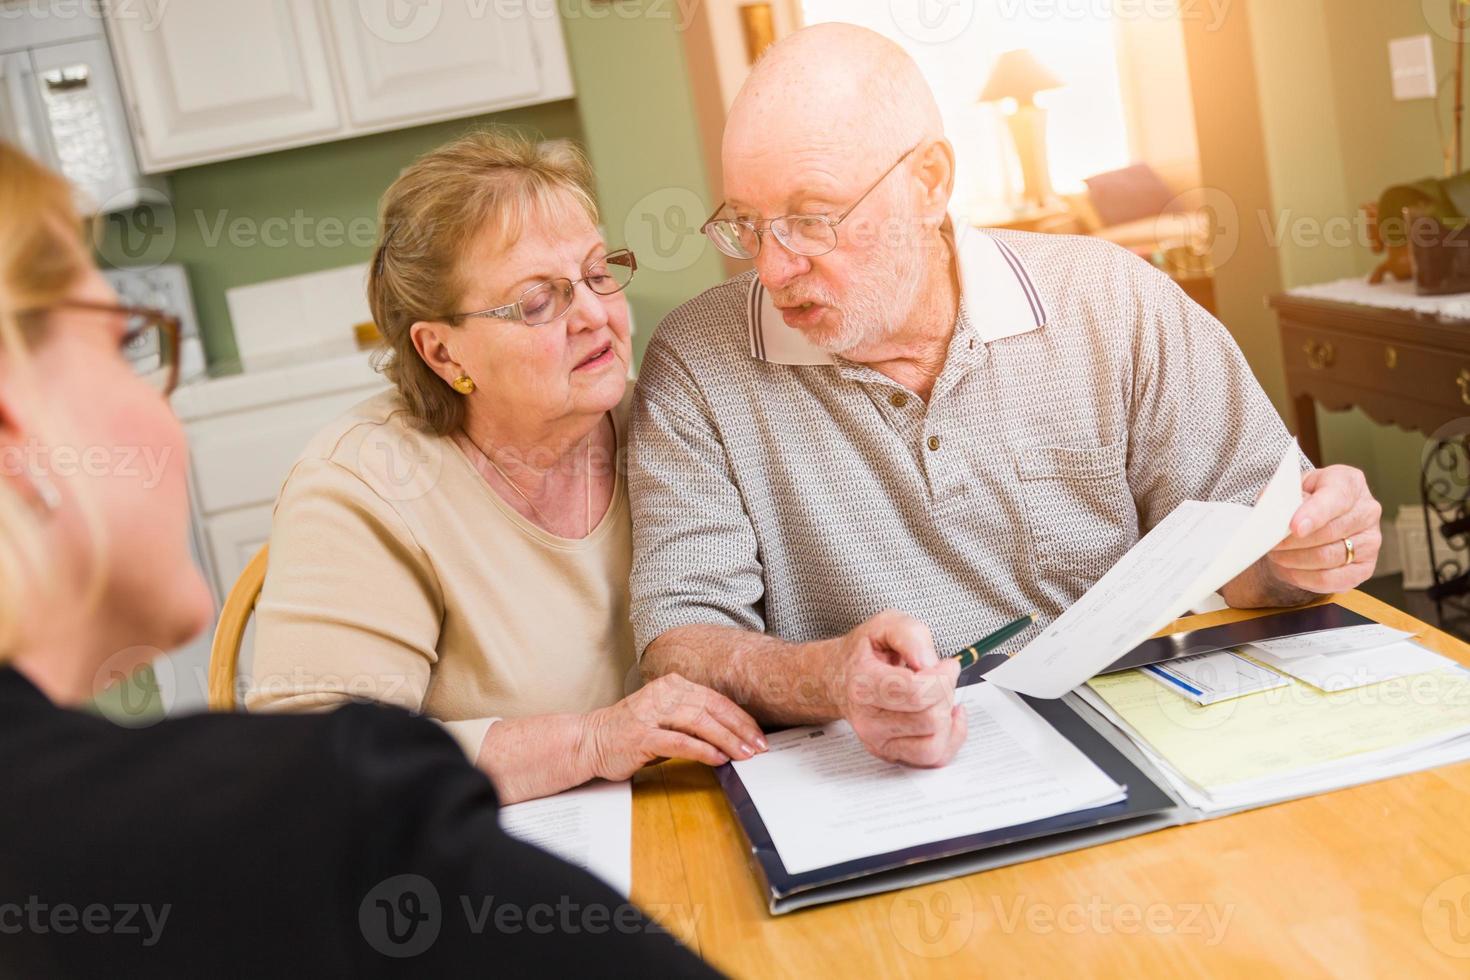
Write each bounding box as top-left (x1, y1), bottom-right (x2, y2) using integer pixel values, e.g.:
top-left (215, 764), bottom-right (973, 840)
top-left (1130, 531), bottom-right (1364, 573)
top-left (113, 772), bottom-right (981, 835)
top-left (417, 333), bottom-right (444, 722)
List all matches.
top-left (246, 389), bottom-right (635, 760)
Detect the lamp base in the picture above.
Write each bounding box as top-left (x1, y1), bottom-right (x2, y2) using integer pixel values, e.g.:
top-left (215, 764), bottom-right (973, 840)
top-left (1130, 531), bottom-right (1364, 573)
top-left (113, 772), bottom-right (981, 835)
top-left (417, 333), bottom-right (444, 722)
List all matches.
top-left (1006, 104), bottom-right (1056, 211)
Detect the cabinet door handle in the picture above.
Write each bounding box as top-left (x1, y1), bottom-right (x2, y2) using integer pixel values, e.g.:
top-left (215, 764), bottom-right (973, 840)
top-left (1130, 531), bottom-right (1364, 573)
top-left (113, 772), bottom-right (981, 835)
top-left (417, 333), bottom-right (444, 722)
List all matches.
top-left (1458, 369), bottom-right (1470, 406)
top-left (1303, 340), bottom-right (1335, 370)
top-left (1385, 345), bottom-right (1398, 369)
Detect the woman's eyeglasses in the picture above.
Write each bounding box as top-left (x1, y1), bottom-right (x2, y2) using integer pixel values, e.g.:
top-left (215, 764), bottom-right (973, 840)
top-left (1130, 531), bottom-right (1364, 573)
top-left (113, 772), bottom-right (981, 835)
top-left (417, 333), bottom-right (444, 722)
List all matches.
top-left (19, 300), bottom-right (181, 396)
top-left (701, 144), bottom-right (919, 260)
top-left (445, 248), bottom-right (638, 327)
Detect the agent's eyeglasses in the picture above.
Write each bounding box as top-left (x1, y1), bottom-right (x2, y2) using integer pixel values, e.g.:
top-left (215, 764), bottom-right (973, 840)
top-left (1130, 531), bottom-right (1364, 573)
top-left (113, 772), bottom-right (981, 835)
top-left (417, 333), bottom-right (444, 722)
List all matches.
top-left (17, 300), bottom-right (181, 396)
top-left (444, 249), bottom-right (638, 326)
top-left (701, 145), bottom-right (919, 260)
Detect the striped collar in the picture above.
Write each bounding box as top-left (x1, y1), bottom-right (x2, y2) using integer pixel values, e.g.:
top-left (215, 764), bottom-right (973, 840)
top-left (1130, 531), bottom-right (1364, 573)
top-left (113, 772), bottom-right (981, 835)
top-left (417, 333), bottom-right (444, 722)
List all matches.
top-left (747, 219), bottom-right (1047, 364)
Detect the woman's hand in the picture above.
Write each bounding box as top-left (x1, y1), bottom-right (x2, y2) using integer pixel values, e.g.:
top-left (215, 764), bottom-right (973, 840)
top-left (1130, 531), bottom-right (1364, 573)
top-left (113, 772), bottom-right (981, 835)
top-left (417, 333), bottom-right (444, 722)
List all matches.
top-left (578, 673), bottom-right (767, 781)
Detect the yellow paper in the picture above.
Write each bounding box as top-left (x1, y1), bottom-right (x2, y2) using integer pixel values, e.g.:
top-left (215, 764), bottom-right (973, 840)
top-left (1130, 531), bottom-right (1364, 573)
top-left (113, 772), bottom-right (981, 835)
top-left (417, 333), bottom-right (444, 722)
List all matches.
top-left (1085, 667), bottom-right (1470, 789)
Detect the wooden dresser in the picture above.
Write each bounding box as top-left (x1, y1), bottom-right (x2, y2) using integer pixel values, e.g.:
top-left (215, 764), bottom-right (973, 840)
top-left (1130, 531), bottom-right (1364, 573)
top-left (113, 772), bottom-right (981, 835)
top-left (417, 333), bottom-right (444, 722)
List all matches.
top-left (1268, 292), bottom-right (1470, 465)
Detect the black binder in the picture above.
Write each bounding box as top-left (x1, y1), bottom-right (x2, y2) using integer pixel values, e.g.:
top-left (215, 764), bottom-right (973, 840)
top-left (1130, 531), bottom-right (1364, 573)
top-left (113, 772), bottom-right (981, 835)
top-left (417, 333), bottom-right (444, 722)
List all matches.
top-left (714, 605), bottom-right (1386, 914)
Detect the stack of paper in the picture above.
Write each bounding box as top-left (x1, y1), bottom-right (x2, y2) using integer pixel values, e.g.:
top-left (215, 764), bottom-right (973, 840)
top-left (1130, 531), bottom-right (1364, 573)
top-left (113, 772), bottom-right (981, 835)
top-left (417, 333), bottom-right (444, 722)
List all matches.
top-left (729, 683), bottom-right (1125, 875)
top-left (1078, 663), bottom-right (1470, 812)
top-left (499, 779), bottom-right (633, 896)
top-left (1240, 625), bottom-right (1450, 693)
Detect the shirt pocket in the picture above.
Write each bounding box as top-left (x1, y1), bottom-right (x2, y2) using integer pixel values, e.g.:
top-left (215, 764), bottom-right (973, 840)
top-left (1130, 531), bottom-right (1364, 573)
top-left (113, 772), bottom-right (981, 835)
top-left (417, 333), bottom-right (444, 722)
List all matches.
top-left (1012, 441), bottom-right (1136, 596)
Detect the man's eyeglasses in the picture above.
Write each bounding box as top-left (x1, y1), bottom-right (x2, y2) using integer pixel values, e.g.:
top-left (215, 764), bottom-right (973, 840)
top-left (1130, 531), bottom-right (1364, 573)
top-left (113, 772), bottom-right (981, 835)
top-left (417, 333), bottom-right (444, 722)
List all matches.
top-left (16, 300), bottom-right (181, 396)
top-left (701, 144), bottom-right (919, 260)
top-left (444, 248), bottom-right (638, 327)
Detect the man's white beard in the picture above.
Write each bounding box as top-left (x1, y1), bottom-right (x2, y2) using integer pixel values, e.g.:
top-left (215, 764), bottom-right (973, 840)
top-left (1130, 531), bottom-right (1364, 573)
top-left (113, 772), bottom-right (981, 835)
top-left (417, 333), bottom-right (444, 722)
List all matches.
top-left (815, 243), bottom-right (927, 355)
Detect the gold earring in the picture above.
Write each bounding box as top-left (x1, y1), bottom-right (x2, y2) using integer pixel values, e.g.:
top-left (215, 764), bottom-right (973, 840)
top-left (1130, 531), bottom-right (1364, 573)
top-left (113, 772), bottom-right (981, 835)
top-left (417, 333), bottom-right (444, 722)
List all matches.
top-left (451, 374), bottom-right (476, 395)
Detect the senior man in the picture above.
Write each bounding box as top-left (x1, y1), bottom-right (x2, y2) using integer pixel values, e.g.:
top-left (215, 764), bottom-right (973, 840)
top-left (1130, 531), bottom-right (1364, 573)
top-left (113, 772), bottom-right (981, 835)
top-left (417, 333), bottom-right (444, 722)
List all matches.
top-left (629, 23), bottom-right (1381, 768)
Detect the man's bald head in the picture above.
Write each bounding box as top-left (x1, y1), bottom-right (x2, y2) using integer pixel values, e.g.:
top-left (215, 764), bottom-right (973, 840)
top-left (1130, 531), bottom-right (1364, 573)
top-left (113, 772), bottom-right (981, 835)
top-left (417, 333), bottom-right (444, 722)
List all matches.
top-left (724, 23), bottom-right (944, 173)
top-left (715, 23), bottom-right (955, 357)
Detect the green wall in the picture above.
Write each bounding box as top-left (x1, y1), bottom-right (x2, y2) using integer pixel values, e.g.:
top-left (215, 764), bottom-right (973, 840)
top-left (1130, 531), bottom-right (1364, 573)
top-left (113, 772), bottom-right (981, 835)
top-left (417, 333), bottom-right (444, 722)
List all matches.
top-left (97, 8), bottom-right (727, 369)
top-left (1247, 0), bottom-right (1452, 516)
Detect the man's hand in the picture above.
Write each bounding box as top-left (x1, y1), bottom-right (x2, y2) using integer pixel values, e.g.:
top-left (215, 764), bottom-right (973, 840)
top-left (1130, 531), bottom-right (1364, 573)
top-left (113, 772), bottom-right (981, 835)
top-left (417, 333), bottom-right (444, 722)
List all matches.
top-left (1264, 464), bottom-right (1382, 595)
top-left (829, 610), bottom-right (967, 767)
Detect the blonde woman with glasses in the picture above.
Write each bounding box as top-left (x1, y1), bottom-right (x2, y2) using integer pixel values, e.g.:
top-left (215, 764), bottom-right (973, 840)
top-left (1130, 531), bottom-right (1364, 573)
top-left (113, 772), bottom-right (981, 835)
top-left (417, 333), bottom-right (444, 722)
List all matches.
top-left (247, 129), bottom-right (766, 802)
top-left (0, 141), bottom-right (718, 975)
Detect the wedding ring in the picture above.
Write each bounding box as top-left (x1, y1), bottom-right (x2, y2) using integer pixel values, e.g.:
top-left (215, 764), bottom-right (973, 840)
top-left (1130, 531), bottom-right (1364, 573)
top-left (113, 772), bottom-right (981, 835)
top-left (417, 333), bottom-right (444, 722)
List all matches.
top-left (1342, 537), bottom-right (1355, 567)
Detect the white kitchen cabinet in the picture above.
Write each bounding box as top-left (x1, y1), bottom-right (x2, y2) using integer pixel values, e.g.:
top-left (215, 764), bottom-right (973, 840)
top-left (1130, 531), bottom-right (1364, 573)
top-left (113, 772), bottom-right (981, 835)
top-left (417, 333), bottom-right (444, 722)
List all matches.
top-left (322, 1), bottom-right (538, 130)
top-left (105, 1), bottom-right (342, 172)
top-left (107, 0), bottom-right (575, 174)
top-left (173, 347), bottom-right (390, 603)
top-left (201, 503), bottom-right (276, 599)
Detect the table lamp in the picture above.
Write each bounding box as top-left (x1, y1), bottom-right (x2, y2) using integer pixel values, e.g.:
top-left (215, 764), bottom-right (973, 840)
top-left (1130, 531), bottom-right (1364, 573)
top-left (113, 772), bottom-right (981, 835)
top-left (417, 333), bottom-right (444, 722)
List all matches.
top-left (979, 48), bottom-right (1065, 211)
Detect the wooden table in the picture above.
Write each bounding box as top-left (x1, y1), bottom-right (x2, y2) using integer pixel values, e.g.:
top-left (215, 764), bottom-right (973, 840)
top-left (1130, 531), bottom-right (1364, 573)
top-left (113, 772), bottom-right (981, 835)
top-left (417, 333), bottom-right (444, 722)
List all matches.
top-left (629, 590), bottom-right (1470, 978)
top-left (1269, 292), bottom-right (1470, 466)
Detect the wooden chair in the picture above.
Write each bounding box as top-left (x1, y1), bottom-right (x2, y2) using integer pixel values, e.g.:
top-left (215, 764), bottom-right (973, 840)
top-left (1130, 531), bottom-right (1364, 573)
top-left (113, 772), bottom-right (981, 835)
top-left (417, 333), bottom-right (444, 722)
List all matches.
top-left (207, 544), bottom-right (269, 711)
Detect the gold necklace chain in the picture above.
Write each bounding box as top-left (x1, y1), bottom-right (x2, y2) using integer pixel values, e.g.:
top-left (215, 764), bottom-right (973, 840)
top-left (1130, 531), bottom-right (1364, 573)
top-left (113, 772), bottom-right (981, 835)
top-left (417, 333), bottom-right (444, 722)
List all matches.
top-left (465, 421), bottom-right (597, 535)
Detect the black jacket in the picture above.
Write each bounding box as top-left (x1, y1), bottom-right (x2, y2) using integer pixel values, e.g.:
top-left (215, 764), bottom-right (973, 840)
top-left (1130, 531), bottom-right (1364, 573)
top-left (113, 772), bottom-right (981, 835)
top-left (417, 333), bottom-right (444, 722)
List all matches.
top-left (0, 667), bottom-right (717, 978)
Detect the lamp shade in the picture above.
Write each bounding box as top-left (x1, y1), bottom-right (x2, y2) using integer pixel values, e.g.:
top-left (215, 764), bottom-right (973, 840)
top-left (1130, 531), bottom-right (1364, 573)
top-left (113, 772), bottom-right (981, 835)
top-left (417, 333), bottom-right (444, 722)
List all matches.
top-left (978, 49), bottom-right (1064, 104)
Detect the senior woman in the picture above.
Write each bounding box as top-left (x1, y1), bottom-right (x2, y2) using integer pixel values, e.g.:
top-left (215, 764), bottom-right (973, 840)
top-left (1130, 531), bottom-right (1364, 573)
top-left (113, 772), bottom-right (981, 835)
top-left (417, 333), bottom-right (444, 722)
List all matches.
top-left (248, 129), bottom-right (765, 802)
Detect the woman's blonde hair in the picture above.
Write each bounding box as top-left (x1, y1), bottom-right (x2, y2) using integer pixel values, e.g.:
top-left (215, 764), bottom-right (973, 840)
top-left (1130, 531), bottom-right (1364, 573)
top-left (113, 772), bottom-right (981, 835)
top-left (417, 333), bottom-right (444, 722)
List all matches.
top-left (368, 127), bottom-right (600, 435)
top-left (0, 142), bottom-right (92, 662)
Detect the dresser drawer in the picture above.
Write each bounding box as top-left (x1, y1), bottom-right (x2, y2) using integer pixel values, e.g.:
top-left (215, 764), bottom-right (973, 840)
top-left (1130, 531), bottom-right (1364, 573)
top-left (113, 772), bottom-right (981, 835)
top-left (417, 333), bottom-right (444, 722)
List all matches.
top-left (1281, 324), bottom-right (1470, 407)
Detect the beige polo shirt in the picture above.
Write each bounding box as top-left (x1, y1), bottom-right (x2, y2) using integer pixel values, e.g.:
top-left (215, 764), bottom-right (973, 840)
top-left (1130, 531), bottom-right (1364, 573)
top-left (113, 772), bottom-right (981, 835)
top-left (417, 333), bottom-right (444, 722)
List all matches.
top-left (247, 390), bottom-right (635, 760)
top-left (629, 226), bottom-right (1302, 661)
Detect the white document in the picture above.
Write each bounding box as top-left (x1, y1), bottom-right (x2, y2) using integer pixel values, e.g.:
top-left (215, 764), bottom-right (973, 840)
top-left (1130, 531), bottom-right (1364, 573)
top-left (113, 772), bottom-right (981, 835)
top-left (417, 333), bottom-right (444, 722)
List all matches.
top-left (1247, 623), bottom-right (1415, 660)
top-left (985, 441), bottom-right (1303, 699)
top-left (499, 779), bottom-right (632, 897)
top-left (1143, 650), bottom-right (1289, 705)
top-left (1246, 640), bottom-right (1456, 692)
top-left (728, 683), bottom-right (1124, 876)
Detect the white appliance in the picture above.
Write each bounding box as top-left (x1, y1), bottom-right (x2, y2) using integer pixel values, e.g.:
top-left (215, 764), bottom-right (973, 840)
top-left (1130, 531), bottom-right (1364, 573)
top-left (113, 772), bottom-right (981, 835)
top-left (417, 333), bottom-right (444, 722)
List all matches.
top-left (103, 263), bottom-right (208, 384)
top-left (0, 1), bottom-right (165, 213)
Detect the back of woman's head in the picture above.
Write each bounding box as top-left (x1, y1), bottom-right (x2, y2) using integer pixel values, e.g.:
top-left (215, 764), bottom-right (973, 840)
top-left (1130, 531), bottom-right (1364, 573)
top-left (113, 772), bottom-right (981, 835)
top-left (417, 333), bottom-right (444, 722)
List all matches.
top-left (0, 142), bottom-right (88, 661)
top-left (0, 144), bottom-right (211, 680)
